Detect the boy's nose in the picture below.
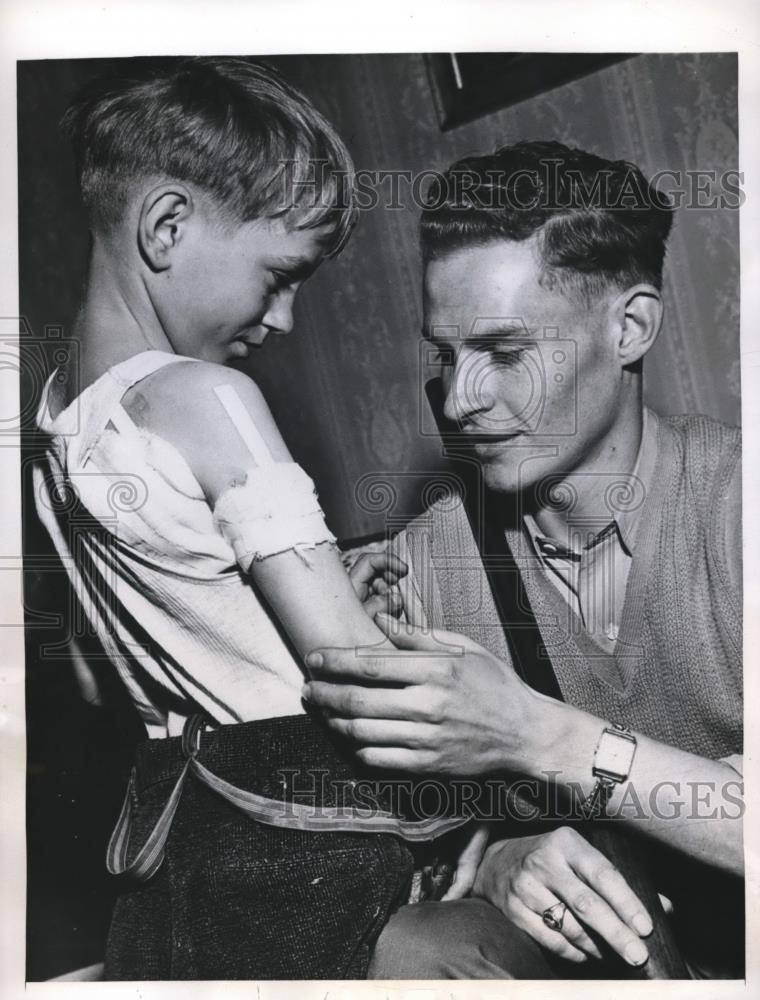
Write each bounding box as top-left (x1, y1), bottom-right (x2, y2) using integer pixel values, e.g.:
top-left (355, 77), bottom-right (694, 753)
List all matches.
top-left (262, 295), bottom-right (295, 336)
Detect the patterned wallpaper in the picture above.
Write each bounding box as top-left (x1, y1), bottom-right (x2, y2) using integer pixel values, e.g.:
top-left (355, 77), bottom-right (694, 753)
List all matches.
top-left (18, 53), bottom-right (740, 539)
top-left (258, 53), bottom-right (740, 537)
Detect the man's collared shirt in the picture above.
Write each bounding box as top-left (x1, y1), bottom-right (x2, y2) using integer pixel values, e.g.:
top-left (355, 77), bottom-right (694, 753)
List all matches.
top-left (522, 408), bottom-right (660, 654)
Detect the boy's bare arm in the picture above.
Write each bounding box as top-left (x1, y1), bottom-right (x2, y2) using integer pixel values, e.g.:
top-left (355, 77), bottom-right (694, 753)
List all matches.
top-left (123, 360), bottom-right (393, 659)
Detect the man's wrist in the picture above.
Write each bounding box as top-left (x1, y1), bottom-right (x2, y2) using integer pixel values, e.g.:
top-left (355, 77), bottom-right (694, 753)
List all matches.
top-left (519, 692), bottom-right (605, 791)
top-left (579, 723), bottom-right (638, 819)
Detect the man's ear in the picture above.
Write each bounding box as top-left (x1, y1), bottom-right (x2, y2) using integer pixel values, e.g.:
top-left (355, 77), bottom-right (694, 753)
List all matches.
top-left (610, 284), bottom-right (664, 366)
top-left (137, 184), bottom-right (194, 272)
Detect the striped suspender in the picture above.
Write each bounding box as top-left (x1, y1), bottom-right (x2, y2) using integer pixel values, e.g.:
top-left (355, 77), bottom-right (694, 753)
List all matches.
top-left (107, 715), bottom-right (469, 882)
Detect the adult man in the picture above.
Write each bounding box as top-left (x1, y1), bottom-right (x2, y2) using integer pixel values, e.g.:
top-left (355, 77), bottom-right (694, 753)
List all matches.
top-left (305, 142), bottom-right (744, 978)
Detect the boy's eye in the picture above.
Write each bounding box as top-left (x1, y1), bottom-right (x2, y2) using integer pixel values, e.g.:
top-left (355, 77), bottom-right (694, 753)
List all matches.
top-left (270, 270), bottom-right (293, 290)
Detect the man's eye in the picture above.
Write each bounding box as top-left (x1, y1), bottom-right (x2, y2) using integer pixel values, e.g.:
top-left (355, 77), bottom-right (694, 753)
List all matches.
top-left (492, 347), bottom-right (527, 369)
top-left (431, 346), bottom-right (454, 366)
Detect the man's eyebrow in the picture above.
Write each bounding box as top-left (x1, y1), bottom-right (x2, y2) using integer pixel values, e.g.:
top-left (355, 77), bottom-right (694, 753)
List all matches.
top-left (422, 323), bottom-right (536, 342)
top-left (470, 322), bottom-right (535, 339)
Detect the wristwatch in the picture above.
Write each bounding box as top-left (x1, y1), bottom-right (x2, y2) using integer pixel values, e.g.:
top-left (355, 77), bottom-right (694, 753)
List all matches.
top-left (579, 722), bottom-right (637, 819)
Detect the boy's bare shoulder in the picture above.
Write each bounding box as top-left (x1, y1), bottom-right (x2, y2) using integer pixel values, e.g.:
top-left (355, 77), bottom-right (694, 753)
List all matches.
top-left (124, 359), bottom-right (266, 428)
top-left (136, 357), bottom-right (263, 401)
top-left (122, 357), bottom-right (292, 480)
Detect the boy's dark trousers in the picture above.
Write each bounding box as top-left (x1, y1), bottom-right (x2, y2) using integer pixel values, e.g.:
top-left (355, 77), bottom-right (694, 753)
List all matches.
top-left (104, 713), bottom-right (416, 980)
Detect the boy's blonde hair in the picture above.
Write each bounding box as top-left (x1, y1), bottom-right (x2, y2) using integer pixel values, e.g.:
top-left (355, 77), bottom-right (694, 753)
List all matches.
top-left (61, 57), bottom-right (357, 255)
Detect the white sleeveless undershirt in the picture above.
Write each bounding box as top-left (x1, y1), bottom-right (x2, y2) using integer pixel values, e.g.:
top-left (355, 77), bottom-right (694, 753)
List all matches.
top-left (34, 350), bottom-right (335, 738)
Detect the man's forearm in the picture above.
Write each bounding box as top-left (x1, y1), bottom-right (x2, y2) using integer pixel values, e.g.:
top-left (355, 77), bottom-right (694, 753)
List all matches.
top-left (307, 624), bottom-right (743, 877)
top-left (521, 694), bottom-right (744, 876)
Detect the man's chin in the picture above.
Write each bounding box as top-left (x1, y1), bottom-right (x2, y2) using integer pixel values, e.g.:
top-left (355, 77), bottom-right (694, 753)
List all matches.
top-left (478, 453), bottom-right (552, 497)
top-left (478, 461), bottom-right (520, 495)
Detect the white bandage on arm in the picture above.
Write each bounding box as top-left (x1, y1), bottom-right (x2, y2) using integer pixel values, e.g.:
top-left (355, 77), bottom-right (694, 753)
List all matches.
top-left (210, 385), bottom-right (336, 570)
top-left (213, 465), bottom-right (336, 569)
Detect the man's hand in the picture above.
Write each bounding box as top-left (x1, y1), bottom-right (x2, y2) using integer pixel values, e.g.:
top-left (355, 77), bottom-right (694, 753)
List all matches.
top-left (303, 618), bottom-right (539, 774)
top-left (472, 827), bottom-right (653, 967)
top-left (347, 551), bottom-right (407, 620)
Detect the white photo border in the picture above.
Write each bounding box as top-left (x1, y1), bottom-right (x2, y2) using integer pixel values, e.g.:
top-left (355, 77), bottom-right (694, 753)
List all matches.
top-left (1, 2), bottom-right (758, 998)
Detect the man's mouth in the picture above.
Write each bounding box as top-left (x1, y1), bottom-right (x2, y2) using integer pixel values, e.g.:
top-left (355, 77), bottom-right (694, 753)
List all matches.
top-left (471, 434), bottom-right (524, 456)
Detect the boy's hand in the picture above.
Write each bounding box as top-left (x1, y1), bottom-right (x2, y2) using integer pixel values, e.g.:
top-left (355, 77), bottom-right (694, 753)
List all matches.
top-left (441, 822), bottom-right (491, 901)
top-left (348, 551), bottom-right (408, 619)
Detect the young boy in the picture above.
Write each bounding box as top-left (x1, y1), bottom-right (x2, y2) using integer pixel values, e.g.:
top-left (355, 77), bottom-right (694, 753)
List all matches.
top-left (34, 57), bottom-right (466, 980)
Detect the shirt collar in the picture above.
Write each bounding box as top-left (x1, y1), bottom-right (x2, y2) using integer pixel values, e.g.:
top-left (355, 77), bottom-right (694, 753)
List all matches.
top-left (522, 511), bottom-right (578, 561)
top-left (522, 407), bottom-right (661, 557)
top-left (616, 406), bottom-right (660, 552)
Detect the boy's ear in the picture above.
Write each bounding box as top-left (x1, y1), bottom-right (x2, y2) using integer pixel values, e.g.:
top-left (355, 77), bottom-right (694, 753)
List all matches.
top-left (138, 184), bottom-right (194, 272)
top-left (609, 283), bottom-right (664, 366)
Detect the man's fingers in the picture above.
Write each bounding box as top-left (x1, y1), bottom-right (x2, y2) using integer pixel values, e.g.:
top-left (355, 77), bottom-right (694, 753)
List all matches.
top-left (552, 873), bottom-right (650, 968)
top-left (325, 717), bottom-right (438, 748)
top-left (303, 680), bottom-right (432, 720)
top-left (569, 850), bottom-right (653, 938)
top-left (374, 615), bottom-right (469, 655)
top-left (305, 647), bottom-right (428, 685)
top-left (510, 873), bottom-right (602, 959)
top-left (507, 899), bottom-right (587, 964)
top-left (353, 745), bottom-right (439, 772)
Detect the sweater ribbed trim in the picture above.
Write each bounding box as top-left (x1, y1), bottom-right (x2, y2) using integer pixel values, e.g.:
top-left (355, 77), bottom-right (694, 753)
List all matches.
top-left (403, 414), bottom-right (742, 759)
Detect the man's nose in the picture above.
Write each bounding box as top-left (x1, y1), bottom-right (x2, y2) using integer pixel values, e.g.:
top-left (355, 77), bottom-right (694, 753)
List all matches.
top-left (442, 351), bottom-right (495, 426)
top-left (262, 293), bottom-right (295, 336)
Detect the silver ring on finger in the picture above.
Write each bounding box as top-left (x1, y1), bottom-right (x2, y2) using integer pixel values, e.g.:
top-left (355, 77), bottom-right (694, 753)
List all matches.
top-left (542, 901), bottom-right (568, 932)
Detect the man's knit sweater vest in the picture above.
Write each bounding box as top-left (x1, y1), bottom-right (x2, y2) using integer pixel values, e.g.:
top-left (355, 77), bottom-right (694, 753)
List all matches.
top-left (393, 415), bottom-right (742, 760)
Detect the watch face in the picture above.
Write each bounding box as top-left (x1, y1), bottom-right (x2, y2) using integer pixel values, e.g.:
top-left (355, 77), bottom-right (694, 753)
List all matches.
top-left (594, 728), bottom-right (637, 782)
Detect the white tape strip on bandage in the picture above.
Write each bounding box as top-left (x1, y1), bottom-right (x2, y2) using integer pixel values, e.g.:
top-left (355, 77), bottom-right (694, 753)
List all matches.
top-left (211, 385), bottom-right (336, 567)
top-left (213, 384), bottom-right (277, 467)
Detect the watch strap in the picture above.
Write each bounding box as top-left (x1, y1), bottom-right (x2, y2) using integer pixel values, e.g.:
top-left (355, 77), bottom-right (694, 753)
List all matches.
top-left (580, 723), bottom-right (637, 820)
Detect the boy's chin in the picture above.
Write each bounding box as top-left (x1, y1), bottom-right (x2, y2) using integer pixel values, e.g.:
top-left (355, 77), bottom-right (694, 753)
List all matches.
top-left (228, 340), bottom-right (251, 360)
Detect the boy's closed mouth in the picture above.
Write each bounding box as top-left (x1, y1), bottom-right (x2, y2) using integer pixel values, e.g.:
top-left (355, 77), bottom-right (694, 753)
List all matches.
top-left (231, 335), bottom-right (267, 357)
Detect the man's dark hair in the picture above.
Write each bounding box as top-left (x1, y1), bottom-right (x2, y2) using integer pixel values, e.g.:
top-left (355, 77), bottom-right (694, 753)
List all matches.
top-left (61, 56), bottom-right (356, 255)
top-left (420, 140), bottom-right (674, 299)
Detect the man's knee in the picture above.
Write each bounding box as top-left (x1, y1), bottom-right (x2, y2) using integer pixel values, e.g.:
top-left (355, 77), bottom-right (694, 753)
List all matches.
top-left (369, 898), bottom-right (555, 980)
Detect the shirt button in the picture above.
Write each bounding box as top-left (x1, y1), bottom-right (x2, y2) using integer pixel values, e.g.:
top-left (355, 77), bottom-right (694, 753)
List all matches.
top-left (605, 624), bottom-right (619, 642)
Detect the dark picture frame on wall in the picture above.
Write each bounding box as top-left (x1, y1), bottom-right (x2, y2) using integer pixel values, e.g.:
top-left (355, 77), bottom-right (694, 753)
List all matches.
top-left (425, 52), bottom-right (634, 130)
